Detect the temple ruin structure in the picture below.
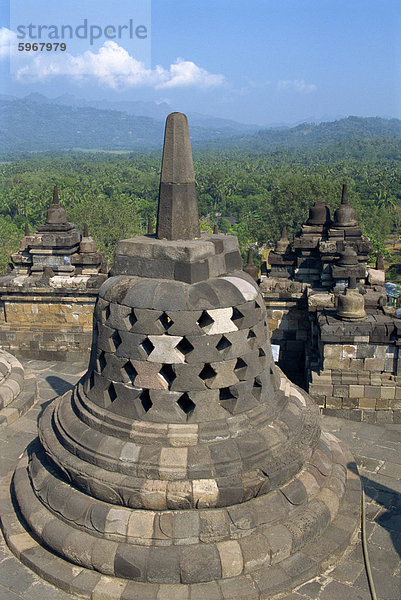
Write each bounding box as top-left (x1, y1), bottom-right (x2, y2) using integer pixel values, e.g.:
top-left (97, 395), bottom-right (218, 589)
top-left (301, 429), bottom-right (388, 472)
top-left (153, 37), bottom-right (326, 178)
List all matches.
top-left (0, 189), bottom-right (107, 360)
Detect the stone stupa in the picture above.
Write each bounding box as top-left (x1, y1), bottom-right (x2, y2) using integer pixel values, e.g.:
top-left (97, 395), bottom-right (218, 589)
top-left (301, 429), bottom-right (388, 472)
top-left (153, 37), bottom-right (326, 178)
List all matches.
top-left (2, 113), bottom-right (360, 600)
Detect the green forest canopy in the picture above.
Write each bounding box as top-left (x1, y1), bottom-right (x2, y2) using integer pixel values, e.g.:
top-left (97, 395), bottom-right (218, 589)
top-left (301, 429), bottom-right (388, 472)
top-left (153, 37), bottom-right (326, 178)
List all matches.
top-left (0, 136), bottom-right (400, 274)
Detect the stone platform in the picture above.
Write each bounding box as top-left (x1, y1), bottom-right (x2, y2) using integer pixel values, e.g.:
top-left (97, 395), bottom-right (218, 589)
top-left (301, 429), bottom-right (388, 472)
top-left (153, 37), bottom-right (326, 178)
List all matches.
top-left (0, 360), bottom-right (400, 600)
top-left (0, 350), bottom-right (37, 427)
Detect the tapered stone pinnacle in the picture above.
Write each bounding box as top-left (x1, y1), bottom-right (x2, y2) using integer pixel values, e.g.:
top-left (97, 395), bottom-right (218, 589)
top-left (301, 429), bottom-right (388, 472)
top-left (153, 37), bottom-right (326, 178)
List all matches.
top-left (83, 223), bottom-right (89, 238)
top-left (341, 184), bottom-right (348, 204)
top-left (147, 217), bottom-right (154, 235)
top-left (156, 112), bottom-right (200, 240)
top-left (213, 223), bottom-right (218, 234)
top-left (46, 185), bottom-right (67, 225)
top-left (24, 223), bottom-right (30, 236)
top-left (376, 254), bottom-right (384, 271)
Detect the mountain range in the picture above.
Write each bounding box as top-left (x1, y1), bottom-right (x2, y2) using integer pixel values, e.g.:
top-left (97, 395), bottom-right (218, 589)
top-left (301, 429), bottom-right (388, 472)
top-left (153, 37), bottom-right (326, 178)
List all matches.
top-left (0, 94), bottom-right (400, 154)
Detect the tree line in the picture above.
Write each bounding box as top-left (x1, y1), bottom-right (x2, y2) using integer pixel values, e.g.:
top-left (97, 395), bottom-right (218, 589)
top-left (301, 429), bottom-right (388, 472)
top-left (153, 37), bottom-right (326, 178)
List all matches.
top-left (0, 139), bottom-right (400, 273)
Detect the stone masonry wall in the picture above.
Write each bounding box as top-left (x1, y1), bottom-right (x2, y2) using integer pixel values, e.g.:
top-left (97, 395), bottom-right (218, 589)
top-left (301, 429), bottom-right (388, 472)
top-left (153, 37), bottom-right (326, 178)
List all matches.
top-left (260, 281), bottom-right (309, 386)
top-left (0, 291), bottom-right (96, 361)
top-left (308, 341), bottom-right (401, 424)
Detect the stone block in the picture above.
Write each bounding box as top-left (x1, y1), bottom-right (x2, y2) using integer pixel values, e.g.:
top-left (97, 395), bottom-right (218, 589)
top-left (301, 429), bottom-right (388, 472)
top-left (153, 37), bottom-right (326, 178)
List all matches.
top-left (375, 410), bottom-right (393, 424)
top-left (357, 372), bottom-right (371, 384)
top-left (323, 345), bottom-right (342, 358)
top-left (325, 397), bottom-right (342, 409)
top-left (323, 358), bottom-right (350, 370)
top-left (367, 268), bottom-right (385, 286)
top-left (356, 345), bottom-right (375, 359)
top-left (342, 344), bottom-right (357, 359)
top-left (239, 531), bottom-right (271, 572)
top-left (127, 511), bottom-right (155, 544)
top-left (159, 448), bottom-right (187, 480)
top-left (340, 372), bottom-right (357, 384)
top-left (180, 544), bottom-right (221, 584)
top-left (357, 397), bottom-right (376, 409)
top-left (113, 544), bottom-right (149, 580)
top-left (342, 397), bottom-right (358, 409)
top-left (380, 386), bottom-right (395, 399)
top-left (140, 480), bottom-right (167, 510)
top-left (189, 581), bottom-right (222, 600)
top-left (147, 546), bottom-right (181, 583)
top-left (105, 508), bottom-right (130, 537)
top-left (374, 345), bottom-right (388, 359)
top-left (192, 479), bottom-right (219, 508)
top-left (309, 384), bottom-right (333, 397)
top-left (349, 359), bottom-right (363, 369)
top-left (263, 523), bottom-right (292, 564)
top-left (349, 385), bottom-right (364, 398)
top-left (364, 358), bottom-right (385, 371)
top-left (217, 540), bottom-right (243, 577)
top-left (169, 514), bottom-right (198, 547)
top-left (333, 385), bottom-right (348, 398)
top-left (364, 386), bottom-right (381, 399)
top-left (376, 398), bottom-right (390, 410)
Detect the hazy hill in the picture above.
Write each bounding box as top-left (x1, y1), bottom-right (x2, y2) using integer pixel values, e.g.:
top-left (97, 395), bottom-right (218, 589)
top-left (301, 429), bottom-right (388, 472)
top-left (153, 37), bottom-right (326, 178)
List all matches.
top-left (0, 98), bottom-right (256, 153)
top-left (193, 116), bottom-right (401, 152)
top-left (11, 93), bottom-right (259, 134)
top-left (0, 96), bottom-right (400, 155)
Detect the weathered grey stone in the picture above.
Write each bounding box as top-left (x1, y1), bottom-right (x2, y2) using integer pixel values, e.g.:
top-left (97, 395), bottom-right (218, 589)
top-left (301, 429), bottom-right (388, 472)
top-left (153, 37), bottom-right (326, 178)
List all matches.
top-left (156, 113), bottom-right (200, 241)
top-left (180, 544), bottom-right (221, 583)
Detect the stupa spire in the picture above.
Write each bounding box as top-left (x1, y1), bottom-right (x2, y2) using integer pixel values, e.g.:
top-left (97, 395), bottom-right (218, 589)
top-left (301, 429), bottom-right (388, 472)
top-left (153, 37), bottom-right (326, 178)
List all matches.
top-left (341, 183), bottom-right (348, 204)
top-left (156, 112), bottom-right (200, 240)
top-left (45, 185), bottom-right (67, 225)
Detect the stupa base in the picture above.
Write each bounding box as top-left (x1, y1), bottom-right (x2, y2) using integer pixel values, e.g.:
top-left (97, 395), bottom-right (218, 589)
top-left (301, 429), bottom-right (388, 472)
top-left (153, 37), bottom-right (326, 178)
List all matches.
top-left (2, 432), bottom-right (360, 599)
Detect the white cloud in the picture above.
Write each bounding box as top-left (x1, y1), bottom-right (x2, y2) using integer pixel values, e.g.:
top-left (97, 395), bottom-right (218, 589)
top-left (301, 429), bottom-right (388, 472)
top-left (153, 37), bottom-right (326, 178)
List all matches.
top-left (2, 34), bottom-right (224, 90)
top-left (277, 79), bottom-right (317, 93)
top-left (0, 27), bottom-right (17, 58)
top-left (157, 58), bottom-right (224, 89)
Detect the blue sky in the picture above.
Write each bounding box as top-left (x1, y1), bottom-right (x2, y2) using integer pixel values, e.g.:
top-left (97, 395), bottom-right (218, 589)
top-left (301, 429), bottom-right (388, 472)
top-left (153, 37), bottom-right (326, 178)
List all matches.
top-left (0, 0), bottom-right (400, 125)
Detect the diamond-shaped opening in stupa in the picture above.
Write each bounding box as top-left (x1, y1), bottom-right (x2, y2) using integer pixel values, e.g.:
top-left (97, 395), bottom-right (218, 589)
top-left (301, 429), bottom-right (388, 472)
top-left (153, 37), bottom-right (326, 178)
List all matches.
top-left (252, 376), bottom-right (262, 400)
top-left (104, 305), bottom-right (111, 323)
top-left (108, 382), bottom-right (117, 403)
top-left (128, 310), bottom-right (137, 329)
top-left (97, 351), bottom-right (106, 373)
top-left (140, 337), bottom-right (155, 356)
top-left (158, 312), bottom-right (174, 331)
top-left (176, 337), bottom-right (194, 358)
top-left (139, 389), bottom-right (153, 412)
top-left (199, 363), bottom-right (217, 381)
top-left (197, 310), bottom-right (214, 329)
top-left (177, 392), bottom-right (196, 416)
top-left (216, 335), bottom-right (232, 351)
top-left (231, 307), bottom-right (244, 326)
top-left (110, 330), bottom-right (122, 351)
top-left (159, 364), bottom-right (176, 387)
top-left (219, 386), bottom-right (238, 414)
top-left (122, 361), bottom-right (137, 384)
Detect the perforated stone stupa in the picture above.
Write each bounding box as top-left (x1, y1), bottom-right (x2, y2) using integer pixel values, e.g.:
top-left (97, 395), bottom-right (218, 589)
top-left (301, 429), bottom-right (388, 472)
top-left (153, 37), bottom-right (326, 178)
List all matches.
top-left (2, 113), bottom-right (360, 600)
